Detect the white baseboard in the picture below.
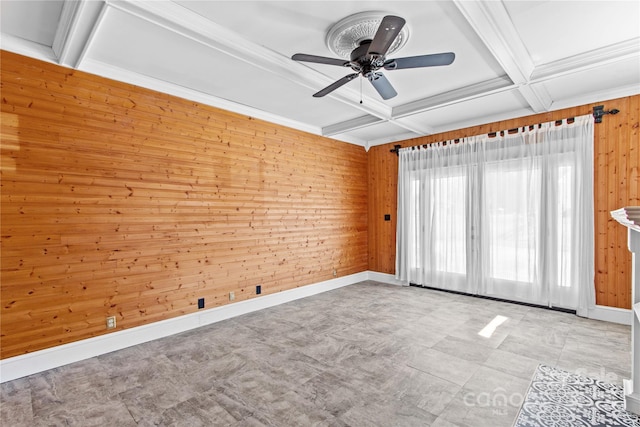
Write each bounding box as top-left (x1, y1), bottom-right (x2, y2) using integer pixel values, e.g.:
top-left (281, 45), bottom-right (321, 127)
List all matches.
top-left (0, 271), bottom-right (368, 383)
top-left (588, 305), bottom-right (633, 325)
top-left (367, 271), bottom-right (406, 286)
top-left (624, 380), bottom-right (640, 415)
top-left (368, 271), bottom-right (633, 326)
top-left (2, 271), bottom-right (631, 383)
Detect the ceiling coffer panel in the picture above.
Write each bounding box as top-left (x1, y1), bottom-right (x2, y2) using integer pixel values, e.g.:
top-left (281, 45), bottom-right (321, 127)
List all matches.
top-left (534, 57), bottom-right (640, 106)
top-left (84, 6), bottom-right (364, 128)
top-left (503, 1), bottom-right (640, 66)
top-left (408, 89), bottom-right (532, 135)
top-left (0, 0), bottom-right (64, 47)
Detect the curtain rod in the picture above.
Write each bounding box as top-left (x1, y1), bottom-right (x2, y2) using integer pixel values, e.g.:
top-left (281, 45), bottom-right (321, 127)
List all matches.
top-left (592, 105), bottom-right (620, 123)
top-left (389, 105), bottom-right (620, 156)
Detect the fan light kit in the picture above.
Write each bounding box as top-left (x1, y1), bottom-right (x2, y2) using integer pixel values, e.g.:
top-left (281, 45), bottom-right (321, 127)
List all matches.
top-left (292, 12), bottom-right (455, 100)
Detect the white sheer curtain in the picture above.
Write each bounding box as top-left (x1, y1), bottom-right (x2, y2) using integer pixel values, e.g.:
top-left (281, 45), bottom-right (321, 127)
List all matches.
top-left (396, 115), bottom-right (594, 315)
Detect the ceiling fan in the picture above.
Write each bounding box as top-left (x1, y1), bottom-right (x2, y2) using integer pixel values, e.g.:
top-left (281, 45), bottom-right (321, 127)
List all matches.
top-left (292, 15), bottom-right (455, 100)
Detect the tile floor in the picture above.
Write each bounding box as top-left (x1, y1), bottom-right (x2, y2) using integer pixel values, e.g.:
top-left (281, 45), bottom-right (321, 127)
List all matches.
top-left (0, 281), bottom-right (632, 426)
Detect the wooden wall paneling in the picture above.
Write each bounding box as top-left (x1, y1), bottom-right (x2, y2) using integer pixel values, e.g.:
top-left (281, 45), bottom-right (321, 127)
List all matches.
top-left (1, 51), bottom-right (368, 359)
top-left (606, 100), bottom-right (620, 307)
top-left (630, 96), bottom-right (640, 208)
top-left (594, 102), bottom-right (610, 306)
top-left (611, 97), bottom-right (629, 308)
top-left (367, 144), bottom-right (397, 274)
top-left (368, 96), bottom-right (639, 309)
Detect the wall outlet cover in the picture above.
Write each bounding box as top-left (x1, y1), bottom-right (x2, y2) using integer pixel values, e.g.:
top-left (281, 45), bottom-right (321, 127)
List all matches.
top-left (256, 285), bottom-right (261, 294)
top-left (198, 298), bottom-right (205, 309)
top-left (106, 316), bottom-right (116, 329)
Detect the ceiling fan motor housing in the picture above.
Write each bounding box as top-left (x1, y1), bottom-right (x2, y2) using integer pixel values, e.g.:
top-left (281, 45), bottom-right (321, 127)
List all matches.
top-left (350, 40), bottom-right (385, 76)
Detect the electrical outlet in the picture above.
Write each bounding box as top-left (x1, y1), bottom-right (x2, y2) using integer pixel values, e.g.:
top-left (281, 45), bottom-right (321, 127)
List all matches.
top-left (333, 269), bottom-right (337, 277)
top-left (198, 298), bottom-right (205, 309)
top-left (106, 316), bottom-right (116, 329)
top-left (229, 291), bottom-right (235, 301)
top-left (256, 285), bottom-right (261, 295)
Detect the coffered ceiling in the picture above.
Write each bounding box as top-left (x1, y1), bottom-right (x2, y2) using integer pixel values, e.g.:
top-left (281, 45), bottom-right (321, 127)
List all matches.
top-left (2, 1), bottom-right (639, 149)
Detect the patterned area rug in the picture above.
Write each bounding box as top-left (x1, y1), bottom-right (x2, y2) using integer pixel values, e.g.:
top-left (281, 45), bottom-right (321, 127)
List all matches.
top-left (514, 365), bottom-right (640, 427)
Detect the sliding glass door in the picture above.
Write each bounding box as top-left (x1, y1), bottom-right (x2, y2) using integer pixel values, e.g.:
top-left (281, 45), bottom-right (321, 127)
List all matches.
top-left (396, 116), bottom-right (594, 313)
top-left (484, 156), bottom-right (579, 308)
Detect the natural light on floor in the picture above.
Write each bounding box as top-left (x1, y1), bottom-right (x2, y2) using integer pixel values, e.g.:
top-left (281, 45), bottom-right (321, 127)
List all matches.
top-left (478, 315), bottom-right (509, 338)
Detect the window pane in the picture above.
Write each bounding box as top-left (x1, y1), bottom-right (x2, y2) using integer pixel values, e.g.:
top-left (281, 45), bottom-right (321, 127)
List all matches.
top-left (484, 160), bottom-right (540, 283)
top-left (432, 169), bottom-right (466, 275)
top-left (557, 164), bottom-right (573, 288)
top-left (408, 168), bottom-right (466, 276)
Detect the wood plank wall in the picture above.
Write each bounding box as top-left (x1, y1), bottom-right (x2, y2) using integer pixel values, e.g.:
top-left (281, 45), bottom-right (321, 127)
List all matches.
top-left (368, 95), bottom-right (639, 310)
top-left (0, 51), bottom-right (368, 359)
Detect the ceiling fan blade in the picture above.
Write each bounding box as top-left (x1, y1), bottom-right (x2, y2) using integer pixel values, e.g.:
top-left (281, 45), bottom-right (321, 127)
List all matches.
top-left (368, 72), bottom-right (397, 100)
top-left (384, 52), bottom-right (455, 70)
top-left (292, 53), bottom-right (350, 67)
top-left (367, 15), bottom-right (406, 57)
top-left (313, 73), bottom-right (359, 97)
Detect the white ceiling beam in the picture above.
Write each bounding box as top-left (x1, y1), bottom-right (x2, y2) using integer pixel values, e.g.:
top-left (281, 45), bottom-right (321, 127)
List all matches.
top-left (322, 112), bottom-right (435, 138)
top-left (386, 114), bottom-right (436, 137)
top-left (322, 110), bottom-right (439, 138)
top-left (390, 117), bottom-right (435, 136)
top-left (322, 115), bottom-right (383, 137)
top-left (453, 0), bottom-right (533, 84)
top-left (452, 0), bottom-right (552, 113)
top-left (53, 0), bottom-right (106, 67)
top-left (517, 83), bottom-right (553, 114)
top-left (52, 1), bottom-right (81, 61)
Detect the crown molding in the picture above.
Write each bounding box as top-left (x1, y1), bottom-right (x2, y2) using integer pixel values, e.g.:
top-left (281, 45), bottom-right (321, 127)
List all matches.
top-left (80, 58), bottom-right (333, 142)
top-left (367, 131), bottom-right (423, 148)
top-left (427, 106), bottom-right (535, 138)
top-left (531, 37), bottom-right (640, 82)
top-left (547, 82), bottom-right (640, 112)
top-left (0, 33), bottom-right (58, 64)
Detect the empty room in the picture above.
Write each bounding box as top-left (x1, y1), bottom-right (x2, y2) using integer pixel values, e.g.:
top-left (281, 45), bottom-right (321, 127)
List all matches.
top-left (1, 1), bottom-right (639, 426)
